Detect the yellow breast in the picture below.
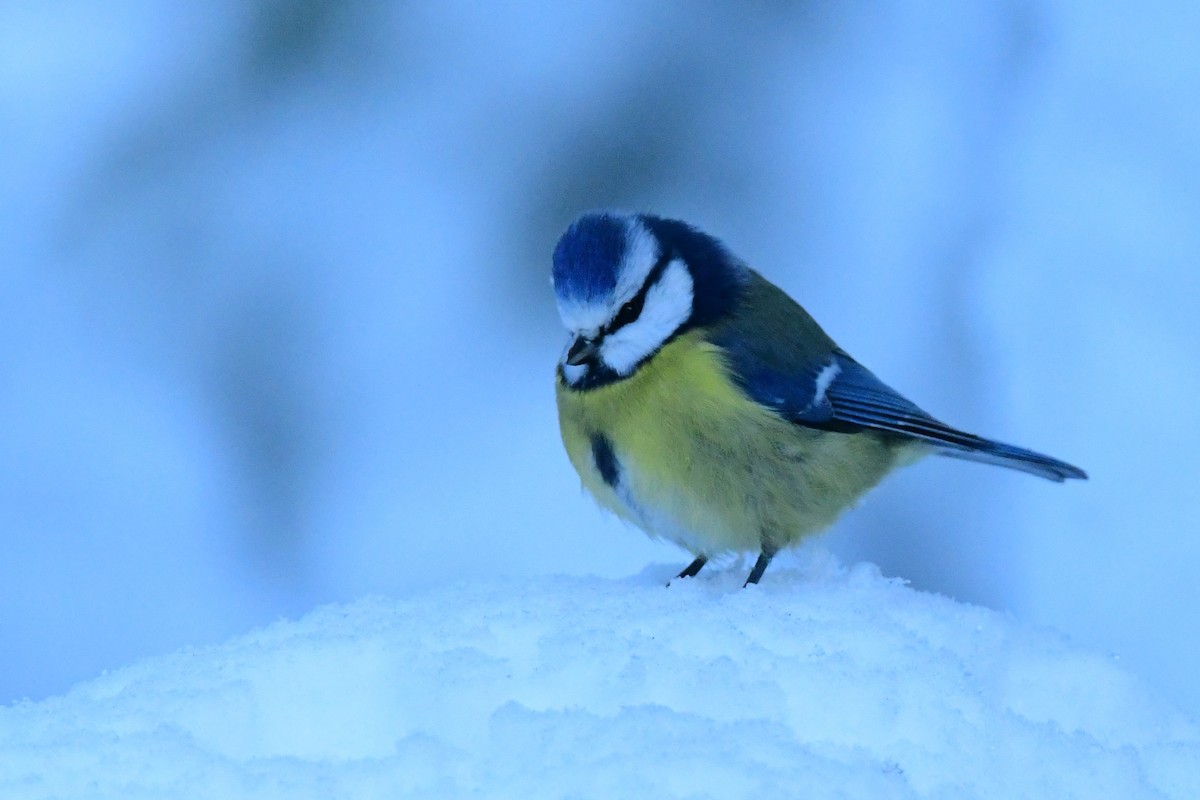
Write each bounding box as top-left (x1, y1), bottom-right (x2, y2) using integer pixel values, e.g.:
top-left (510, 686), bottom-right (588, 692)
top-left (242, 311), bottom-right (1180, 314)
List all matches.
top-left (555, 331), bottom-right (908, 556)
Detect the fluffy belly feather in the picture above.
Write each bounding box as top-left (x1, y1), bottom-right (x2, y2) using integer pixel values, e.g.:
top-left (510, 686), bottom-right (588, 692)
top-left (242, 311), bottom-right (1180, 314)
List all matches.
top-left (556, 332), bottom-right (909, 556)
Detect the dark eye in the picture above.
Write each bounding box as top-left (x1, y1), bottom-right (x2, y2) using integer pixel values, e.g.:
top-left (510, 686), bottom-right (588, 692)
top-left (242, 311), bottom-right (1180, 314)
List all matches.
top-left (612, 295), bottom-right (644, 329)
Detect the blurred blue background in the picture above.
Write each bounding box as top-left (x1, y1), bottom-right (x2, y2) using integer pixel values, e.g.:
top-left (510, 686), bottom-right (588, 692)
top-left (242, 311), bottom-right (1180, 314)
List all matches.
top-left (2, 1), bottom-right (1198, 716)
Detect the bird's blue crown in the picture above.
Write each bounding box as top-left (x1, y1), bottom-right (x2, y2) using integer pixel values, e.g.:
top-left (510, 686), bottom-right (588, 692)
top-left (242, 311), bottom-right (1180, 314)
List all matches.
top-left (552, 213), bottom-right (630, 304)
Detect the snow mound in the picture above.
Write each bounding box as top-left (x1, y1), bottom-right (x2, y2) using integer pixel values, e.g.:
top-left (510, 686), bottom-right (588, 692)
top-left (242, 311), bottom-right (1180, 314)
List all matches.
top-left (1, 557), bottom-right (1197, 799)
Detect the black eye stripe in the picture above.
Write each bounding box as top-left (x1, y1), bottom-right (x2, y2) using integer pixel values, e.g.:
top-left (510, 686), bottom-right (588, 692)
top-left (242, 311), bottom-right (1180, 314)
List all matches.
top-left (605, 249), bottom-right (674, 334)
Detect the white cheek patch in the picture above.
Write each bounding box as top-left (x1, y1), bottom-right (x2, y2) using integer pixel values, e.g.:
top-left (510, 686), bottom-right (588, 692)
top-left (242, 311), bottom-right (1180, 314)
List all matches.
top-left (601, 260), bottom-right (693, 375)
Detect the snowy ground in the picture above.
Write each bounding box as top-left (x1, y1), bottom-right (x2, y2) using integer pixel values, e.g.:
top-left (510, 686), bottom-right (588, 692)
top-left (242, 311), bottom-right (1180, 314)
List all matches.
top-left (2, 554), bottom-right (1196, 800)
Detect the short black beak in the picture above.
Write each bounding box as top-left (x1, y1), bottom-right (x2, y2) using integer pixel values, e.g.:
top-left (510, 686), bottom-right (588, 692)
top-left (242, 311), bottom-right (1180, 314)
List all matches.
top-left (565, 336), bottom-right (600, 366)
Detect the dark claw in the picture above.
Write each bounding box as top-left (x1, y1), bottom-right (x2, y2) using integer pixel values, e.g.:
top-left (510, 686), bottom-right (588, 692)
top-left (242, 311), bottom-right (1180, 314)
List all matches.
top-left (675, 556), bottom-right (708, 580)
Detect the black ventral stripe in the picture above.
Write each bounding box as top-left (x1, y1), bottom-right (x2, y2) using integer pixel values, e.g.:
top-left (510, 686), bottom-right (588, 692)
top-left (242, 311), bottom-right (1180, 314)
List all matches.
top-left (590, 434), bottom-right (620, 488)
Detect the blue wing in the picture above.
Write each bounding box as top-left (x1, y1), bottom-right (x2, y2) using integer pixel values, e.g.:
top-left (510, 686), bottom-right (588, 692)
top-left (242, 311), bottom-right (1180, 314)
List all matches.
top-left (708, 271), bottom-right (1085, 481)
top-left (717, 339), bottom-right (1086, 482)
top-left (717, 338), bottom-right (947, 436)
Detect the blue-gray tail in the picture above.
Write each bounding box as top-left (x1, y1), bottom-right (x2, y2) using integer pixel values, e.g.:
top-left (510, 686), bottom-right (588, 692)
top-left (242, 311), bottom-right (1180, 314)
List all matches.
top-left (935, 437), bottom-right (1087, 483)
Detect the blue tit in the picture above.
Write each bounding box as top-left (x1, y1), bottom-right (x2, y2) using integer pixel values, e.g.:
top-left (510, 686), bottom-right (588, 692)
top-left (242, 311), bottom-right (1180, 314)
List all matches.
top-left (552, 212), bottom-right (1087, 586)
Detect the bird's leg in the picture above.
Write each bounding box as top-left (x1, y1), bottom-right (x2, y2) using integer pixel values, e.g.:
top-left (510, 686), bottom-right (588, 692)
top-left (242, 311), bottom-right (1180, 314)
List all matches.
top-left (743, 546), bottom-right (778, 587)
top-left (675, 555), bottom-right (708, 580)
